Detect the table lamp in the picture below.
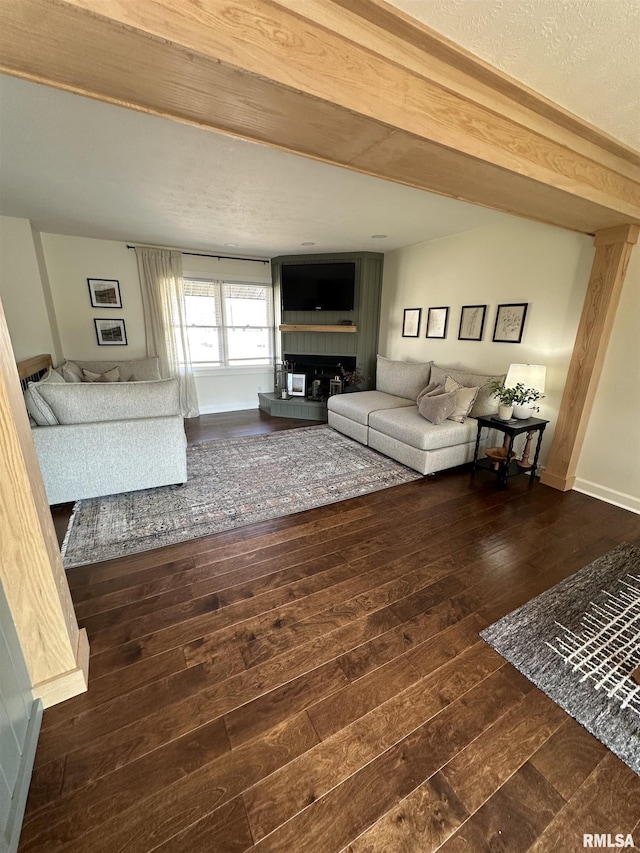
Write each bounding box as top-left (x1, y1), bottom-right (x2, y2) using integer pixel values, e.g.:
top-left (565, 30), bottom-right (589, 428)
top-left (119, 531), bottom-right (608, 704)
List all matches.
top-left (505, 363), bottom-right (546, 393)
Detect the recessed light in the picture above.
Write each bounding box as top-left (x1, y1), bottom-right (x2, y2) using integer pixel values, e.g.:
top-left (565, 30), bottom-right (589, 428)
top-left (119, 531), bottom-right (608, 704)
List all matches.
top-left (224, 242), bottom-right (238, 248)
top-left (301, 241), bottom-right (315, 246)
top-left (371, 234), bottom-right (387, 239)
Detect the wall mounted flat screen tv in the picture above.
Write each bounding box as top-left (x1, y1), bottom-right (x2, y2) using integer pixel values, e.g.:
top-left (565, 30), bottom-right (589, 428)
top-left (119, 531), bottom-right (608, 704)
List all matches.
top-left (281, 262), bottom-right (355, 311)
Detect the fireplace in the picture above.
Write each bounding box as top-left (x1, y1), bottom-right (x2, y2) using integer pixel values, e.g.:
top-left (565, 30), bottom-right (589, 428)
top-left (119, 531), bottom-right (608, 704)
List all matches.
top-left (285, 353), bottom-right (356, 398)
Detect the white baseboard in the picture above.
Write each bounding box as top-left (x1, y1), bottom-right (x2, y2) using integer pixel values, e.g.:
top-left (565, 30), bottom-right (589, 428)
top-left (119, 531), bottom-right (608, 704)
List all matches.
top-left (197, 401), bottom-right (259, 414)
top-left (573, 478), bottom-right (640, 515)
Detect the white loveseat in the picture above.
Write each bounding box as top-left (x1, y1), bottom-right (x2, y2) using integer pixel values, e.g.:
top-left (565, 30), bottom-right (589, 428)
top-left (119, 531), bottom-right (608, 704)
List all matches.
top-left (24, 357), bottom-right (188, 504)
top-left (328, 356), bottom-right (504, 475)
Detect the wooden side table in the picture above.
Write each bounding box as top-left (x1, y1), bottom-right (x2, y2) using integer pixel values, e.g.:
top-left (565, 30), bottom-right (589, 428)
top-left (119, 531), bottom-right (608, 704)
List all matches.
top-left (472, 415), bottom-right (549, 488)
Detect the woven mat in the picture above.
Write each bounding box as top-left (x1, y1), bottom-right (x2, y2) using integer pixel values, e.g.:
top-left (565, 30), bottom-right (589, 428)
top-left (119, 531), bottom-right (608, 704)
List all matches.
top-left (481, 543), bottom-right (640, 776)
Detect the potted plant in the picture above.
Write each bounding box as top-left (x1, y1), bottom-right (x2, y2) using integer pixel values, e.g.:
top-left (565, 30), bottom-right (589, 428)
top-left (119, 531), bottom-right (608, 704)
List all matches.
top-left (339, 364), bottom-right (368, 392)
top-left (510, 382), bottom-right (544, 419)
top-left (487, 379), bottom-right (544, 420)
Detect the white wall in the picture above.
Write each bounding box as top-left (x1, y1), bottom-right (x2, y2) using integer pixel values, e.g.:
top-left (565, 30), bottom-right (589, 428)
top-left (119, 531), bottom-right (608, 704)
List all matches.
top-left (40, 234), bottom-right (146, 360)
top-left (575, 246), bottom-right (640, 512)
top-left (0, 217), bottom-right (60, 362)
top-left (379, 218), bottom-right (595, 466)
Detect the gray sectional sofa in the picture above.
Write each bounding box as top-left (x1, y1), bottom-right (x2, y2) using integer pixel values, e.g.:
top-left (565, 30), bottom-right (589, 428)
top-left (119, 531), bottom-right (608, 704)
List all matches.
top-left (328, 355), bottom-right (504, 475)
top-left (24, 357), bottom-right (187, 504)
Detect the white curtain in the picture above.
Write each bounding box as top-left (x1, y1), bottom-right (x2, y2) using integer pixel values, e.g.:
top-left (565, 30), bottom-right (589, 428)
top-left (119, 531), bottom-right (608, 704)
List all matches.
top-left (135, 247), bottom-right (199, 418)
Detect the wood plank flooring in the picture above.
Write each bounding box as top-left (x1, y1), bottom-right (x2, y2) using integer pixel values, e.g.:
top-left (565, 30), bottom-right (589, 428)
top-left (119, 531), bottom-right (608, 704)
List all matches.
top-left (23, 411), bottom-right (640, 852)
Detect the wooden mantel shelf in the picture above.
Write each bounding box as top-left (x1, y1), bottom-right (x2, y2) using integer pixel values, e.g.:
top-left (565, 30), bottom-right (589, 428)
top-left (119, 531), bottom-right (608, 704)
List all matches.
top-left (279, 324), bottom-right (358, 333)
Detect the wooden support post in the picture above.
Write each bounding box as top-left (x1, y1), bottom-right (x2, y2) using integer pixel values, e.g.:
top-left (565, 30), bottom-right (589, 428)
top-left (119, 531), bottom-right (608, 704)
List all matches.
top-left (0, 298), bottom-right (89, 707)
top-left (541, 225), bottom-right (639, 491)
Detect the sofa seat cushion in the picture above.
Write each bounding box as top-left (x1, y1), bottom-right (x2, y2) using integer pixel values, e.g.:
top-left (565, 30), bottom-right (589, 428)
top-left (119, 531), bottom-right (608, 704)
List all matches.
top-left (32, 378), bottom-right (180, 424)
top-left (327, 390), bottom-right (414, 426)
top-left (369, 405), bottom-right (478, 451)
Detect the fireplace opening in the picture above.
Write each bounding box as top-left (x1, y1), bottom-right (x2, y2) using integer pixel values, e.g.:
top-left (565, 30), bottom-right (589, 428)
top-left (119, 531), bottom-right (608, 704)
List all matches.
top-left (285, 353), bottom-right (357, 398)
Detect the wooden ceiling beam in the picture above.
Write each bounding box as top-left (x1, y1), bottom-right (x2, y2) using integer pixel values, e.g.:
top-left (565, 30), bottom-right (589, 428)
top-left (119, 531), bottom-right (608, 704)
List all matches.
top-left (0, 0), bottom-right (638, 234)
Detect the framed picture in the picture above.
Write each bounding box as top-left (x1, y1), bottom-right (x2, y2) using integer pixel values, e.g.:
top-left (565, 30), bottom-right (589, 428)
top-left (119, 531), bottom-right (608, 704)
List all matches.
top-left (492, 303), bottom-right (528, 343)
top-left (94, 318), bottom-right (127, 346)
top-left (402, 308), bottom-right (421, 338)
top-left (287, 372), bottom-right (306, 397)
top-left (425, 306), bottom-right (449, 339)
top-left (88, 278), bottom-right (122, 308)
top-left (458, 305), bottom-right (487, 341)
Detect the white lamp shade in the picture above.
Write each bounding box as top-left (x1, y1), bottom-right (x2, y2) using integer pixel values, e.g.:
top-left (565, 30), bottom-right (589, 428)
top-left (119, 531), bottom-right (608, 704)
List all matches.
top-left (505, 363), bottom-right (546, 392)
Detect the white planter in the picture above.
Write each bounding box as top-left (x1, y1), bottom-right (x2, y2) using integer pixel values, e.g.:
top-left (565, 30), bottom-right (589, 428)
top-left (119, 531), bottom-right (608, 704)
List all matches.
top-left (497, 404), bottom-right (514, 420)
top-left (513, 404), bottom-right (534, 419)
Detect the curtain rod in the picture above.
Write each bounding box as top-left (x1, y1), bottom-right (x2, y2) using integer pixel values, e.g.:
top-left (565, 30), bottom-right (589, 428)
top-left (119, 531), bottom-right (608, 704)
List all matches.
top-left (126, 243), bottom-right (269, 264)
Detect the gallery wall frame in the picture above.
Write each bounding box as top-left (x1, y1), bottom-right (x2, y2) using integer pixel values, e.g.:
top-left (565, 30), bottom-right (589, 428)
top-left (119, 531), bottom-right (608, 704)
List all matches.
top-left (88, 278), bottom-right (122, 308)
top-left (94, 318), bottom-right (127, 346)
top-left (402, 308), bottom-right (421, 338)
top-left (458, 304), bottom-right (487, 341)
top-left (425, 306), bottom-right (449, 339)
top-left (492, 303), bottom-right (528, 343)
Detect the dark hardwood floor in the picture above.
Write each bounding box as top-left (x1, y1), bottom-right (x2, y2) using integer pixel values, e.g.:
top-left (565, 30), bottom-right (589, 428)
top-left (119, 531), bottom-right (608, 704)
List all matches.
top-left (26, 411), bottom-right (640, 852)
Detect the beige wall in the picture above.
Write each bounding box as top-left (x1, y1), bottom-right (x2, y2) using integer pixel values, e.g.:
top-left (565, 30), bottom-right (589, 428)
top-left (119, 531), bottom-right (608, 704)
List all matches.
top-left (3, 213), bottom-right (637, 509)
top-left (40, 233), bottom-right (146, 360)
top-left (3, 226), bottom-right (273, 411)
top-left (379, 218), bottom-right (595, 468)
top-left (0, 217), bottom-right (59, 361)
top-left (574, 246), bottom-right (640, 511)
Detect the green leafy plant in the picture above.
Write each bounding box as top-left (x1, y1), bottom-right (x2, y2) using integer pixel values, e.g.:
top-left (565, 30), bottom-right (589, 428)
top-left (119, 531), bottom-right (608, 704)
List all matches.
top-left (487, 379), bottom-right (544, 410)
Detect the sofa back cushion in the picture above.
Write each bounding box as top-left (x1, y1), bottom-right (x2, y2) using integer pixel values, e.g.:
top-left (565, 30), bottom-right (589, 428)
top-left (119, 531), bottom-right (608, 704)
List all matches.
top-left (67, 356), bottom-right (161, 382)
top-left (376, 355), bottom-right (433, 401)
top-left (32, 379), bottom-right (180, 424)
top-left (430, 365), bottom-right (506, 418)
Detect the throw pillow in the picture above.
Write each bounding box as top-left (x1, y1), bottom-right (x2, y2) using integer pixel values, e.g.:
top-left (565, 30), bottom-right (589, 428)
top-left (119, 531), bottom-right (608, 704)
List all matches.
top-left (41, 367), bottom-right (65, 384)
top-left (416, 380), bottom-right (441, 403)
top-left (62, 360), bottom-right (83, 383)
top-left (23, 384), bottom-right (59, 425)
top-left (444, 376), bottom-right (479, 423)
top-left (418, 389), bottom-right (457, 425)
top-left (82, 367), bottom-right (121, 383)
top-left (431, 365), bottom-right (505, 417)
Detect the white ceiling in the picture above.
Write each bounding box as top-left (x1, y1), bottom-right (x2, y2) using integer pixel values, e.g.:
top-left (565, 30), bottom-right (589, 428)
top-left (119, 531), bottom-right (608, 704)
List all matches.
top-left (386, 0), bottom-right (640, 151)
top-left (0, 1), bottom-right (637, 257)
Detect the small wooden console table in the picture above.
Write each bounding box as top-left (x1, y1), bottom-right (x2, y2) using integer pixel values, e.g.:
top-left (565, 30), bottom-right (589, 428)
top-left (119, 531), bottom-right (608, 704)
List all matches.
top-left (472, 415), bottom-right (549, 488)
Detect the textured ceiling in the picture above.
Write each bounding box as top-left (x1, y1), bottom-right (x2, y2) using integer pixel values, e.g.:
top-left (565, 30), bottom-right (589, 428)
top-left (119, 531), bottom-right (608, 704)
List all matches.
top-left (386, 0), bottom-right (640, 150)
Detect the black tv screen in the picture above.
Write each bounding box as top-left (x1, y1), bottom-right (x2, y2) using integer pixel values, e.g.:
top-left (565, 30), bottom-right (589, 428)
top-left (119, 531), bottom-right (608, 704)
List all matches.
top-left (281, 262), bottom-right (355, 311)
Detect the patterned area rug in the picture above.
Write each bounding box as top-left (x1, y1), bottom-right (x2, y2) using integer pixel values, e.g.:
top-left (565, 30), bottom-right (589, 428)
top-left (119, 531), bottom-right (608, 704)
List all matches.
top-left (61, 425), bottom-right (421, 568)
top-left (481, 543), bottom-right (640, 776)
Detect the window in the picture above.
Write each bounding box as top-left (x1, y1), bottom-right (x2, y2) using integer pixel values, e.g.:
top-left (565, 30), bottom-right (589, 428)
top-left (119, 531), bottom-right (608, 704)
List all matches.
top-left (184, 279), bottom-right (274, 367)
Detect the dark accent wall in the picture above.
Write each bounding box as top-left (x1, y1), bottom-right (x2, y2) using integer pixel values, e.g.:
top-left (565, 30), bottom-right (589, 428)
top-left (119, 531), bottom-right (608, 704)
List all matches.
top-left (272, 252), bottom-right (384, 390)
